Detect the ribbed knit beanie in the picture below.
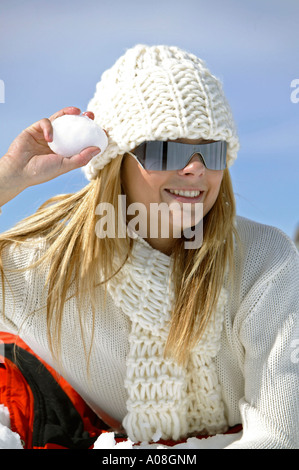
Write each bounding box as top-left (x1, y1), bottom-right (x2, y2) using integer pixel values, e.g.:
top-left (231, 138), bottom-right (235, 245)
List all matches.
top-left (83, 44), bottom-right (239, 180)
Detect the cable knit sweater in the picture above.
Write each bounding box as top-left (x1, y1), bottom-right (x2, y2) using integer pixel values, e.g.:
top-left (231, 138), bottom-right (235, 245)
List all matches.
top-left (0, 215), bottom-right (299, 448)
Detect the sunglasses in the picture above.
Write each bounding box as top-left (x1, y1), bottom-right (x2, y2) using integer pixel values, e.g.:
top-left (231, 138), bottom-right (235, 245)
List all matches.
top-left (127, 140), bottom-right (227, 171)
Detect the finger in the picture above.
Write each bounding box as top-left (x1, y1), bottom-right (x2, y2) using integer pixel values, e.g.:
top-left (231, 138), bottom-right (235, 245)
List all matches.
top-left (82, 111), bottom-right (94, 120)
top-left (61, 146), bottom-right (101, 172)
top-left (49, 106), bottom-right (81, 122)
top-left (39, 118), bottom-right (53, 142)
top-left (25, 118), bottom-right (53, 143)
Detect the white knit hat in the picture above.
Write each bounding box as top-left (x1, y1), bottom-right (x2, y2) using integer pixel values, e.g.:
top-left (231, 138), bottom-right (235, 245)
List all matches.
top-left (83, 44), bottom-right (239, 180)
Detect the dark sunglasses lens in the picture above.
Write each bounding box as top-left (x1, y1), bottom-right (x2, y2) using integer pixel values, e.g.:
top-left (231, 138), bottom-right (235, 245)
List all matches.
top-left (134, 142), bottom-right (162, 170)
top-left (133, 141), bottom-right (227, 171)
top-left (197, 141), bottom-right (227, 170)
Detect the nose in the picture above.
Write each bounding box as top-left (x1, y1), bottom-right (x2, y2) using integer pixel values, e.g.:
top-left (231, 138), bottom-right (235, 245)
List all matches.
top-left (177, 154), bottom-right (206, 176)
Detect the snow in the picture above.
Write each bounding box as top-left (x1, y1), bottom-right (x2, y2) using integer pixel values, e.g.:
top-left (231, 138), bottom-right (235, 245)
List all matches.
top-left (93, 432), bottom-right (135, 450)
top-left (0, 405), bottom-right (24, 449)
top-left (0, 404), bottom-right (10, 428)
top-left (92, 431), bottom-right (243, 450)
top-left (48, 114), bottom-right (108, 158)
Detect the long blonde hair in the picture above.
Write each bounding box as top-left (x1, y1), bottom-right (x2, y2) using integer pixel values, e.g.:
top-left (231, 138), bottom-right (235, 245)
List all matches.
top-left (0, 156), bottom-right (237, 366)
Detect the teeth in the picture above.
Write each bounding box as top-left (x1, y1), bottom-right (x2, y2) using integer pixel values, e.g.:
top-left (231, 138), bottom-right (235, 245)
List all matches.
top-left (169, 189), bottom-right (201, 197)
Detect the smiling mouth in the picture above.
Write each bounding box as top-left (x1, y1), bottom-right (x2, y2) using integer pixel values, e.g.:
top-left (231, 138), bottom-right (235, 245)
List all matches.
top-left (165, 189), bottom-right (203, 200)
top-left (168, 189), bottom-right (201, 197)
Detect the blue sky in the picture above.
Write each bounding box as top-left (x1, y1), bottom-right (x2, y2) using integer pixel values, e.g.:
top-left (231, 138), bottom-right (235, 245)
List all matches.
top-left (0, 0), bottom-right (298, 239)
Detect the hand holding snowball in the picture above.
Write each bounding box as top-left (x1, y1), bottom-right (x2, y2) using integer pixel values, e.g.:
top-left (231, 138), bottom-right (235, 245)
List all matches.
top-left (0, 107), bottom-right (106, 207)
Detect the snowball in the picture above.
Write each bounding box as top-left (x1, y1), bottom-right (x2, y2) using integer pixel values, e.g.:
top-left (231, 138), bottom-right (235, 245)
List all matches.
top-left (48, 114), bottom-right (108, 158)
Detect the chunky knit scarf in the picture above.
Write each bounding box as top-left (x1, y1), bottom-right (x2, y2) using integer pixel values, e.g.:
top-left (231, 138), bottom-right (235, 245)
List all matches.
top-left (107, 236), bottom-right (228, 442)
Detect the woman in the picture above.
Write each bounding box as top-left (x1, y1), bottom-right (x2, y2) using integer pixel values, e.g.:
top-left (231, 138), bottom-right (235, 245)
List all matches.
top-left (0, 44), bottom-right (298, 449)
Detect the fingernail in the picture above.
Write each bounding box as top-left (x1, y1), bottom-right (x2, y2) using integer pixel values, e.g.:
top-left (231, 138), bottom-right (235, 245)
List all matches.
top-left (48, 131), bottom-right (53, 142)
top-left (91, 147), bottom-right (101, 157)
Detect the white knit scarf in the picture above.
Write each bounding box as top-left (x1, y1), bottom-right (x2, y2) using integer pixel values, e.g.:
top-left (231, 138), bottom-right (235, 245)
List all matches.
top-left (107, 236), bottom-right (228, 442)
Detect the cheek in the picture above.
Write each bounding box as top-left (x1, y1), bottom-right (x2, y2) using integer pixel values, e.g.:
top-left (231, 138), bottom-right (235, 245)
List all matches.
top-left (204, 171), bottom-right (224, 210)
top-left (211, 172), bottom-right (223, 196)
top-left (121, 156), bottom-right (167, 206)
top-left (121, 156), bottom-right (163, 206)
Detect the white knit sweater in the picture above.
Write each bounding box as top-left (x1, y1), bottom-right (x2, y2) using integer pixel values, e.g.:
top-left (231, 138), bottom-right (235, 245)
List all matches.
top-left (0, 215), bottom-right (299, 448)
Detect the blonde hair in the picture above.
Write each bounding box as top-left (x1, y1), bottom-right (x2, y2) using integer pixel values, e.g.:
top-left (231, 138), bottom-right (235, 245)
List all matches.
top-left (0, 157), bottom-right (237, 366)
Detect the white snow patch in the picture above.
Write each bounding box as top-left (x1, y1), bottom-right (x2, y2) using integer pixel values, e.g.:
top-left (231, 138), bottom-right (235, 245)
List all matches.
top-left (93, 431), bottom-right (243, 449)
top-left (0, 406), bottom-right (24, 450)
top-left (0, 404), bottom-right (10, 428)
top-left (93, 432), bottom-right (134, 449)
